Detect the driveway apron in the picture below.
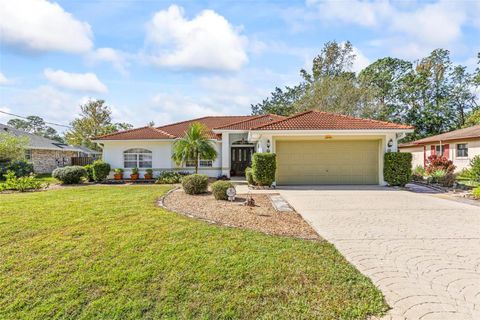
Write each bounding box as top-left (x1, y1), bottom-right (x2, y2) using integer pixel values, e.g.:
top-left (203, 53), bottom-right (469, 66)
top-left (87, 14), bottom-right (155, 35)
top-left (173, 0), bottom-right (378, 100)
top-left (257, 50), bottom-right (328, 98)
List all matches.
top-left (279, 186), bottom-right (480, 320)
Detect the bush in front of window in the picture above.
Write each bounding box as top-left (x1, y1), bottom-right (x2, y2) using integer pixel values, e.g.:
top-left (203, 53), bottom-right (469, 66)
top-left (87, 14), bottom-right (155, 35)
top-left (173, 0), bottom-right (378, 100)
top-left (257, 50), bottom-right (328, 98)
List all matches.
top-left (469, 155), bottom-right (480, 182)
top-left (52, 166), bottom-right (87, 184)
top-left (252, 153), bottom-right (276, 186)
top-left (425, 155), bottom-right (455, 174)
top-left (383, 152), bottom-right (412, 187)
top-left (84, 164), bottom-right (94, 182)
top-left (156, 171), bottom-right (183, 184)
top-left (182, 174), bottom-right (208, 194)
top-left (211, 180), bottom-right (234, 200)
top-left (0, 160), bottom-right (33, 180)
top-left (92, 160), bottom-right (111, 182)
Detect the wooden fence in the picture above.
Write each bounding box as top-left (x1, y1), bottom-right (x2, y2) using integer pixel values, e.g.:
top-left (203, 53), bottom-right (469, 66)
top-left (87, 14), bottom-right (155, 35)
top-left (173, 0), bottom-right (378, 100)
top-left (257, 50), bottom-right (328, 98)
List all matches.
top-left (71, 157), bottom-right (94, 166)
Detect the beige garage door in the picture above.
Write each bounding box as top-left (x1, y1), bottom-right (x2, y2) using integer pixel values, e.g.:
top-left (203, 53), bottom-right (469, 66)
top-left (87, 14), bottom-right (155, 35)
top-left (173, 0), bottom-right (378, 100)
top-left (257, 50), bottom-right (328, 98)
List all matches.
top-left (276, 140), bottom-right (379, 185)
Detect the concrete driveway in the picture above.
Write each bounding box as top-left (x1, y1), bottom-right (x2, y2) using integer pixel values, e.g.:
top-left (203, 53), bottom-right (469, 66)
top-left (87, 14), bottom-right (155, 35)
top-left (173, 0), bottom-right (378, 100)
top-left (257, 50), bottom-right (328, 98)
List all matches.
top-left (278, 186), bottom-right (480, 320)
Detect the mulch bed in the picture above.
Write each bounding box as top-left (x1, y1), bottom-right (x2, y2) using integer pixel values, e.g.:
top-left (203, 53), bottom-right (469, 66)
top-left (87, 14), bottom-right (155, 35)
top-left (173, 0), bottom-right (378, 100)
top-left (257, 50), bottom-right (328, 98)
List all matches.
top-left (162, 189), bottom-right (320, 240)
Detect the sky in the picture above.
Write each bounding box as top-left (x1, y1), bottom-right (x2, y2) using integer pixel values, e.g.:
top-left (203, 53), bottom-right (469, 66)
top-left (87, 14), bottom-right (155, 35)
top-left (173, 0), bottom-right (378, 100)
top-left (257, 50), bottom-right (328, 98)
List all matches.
top-left (0, 0), bottom-right (479, 133)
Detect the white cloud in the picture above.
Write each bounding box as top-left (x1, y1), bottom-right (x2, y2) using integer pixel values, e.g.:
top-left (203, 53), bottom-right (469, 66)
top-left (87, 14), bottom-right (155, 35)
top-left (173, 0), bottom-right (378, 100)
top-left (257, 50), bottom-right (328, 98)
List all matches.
top-left (0, 0), bottom-right (93, 53)
top-left (145, 5), bottom-right (248, 71)
top-left (86, 48), bottom-right (129, 76)
top-left (0, 72), bottom-right (10, 85)
top-left (351, 46), bottom-right (371, 73)
top-left (44, 69), bottom-right (108, 93)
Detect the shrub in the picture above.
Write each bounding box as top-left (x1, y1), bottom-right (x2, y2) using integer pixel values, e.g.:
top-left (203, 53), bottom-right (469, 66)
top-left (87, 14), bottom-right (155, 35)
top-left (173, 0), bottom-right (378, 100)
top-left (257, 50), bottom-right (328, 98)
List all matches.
top-left (469, 155), bottom-right (480, 182)
top-left (0, 160), bottom-right (34, 180)
top-left (438, 172), bottom-right (456, 187)
top-left (384, 152), bottom-right (412, 187)
top-left (472, 187), bottom-right (480, 199)
top-left (156, 171), bottom-right (183, 184)
top-left (182, 174), bottom-right (208, 194)
top-left (427, 169), bottom-right (446, 184)
top-left (0, 171), bottom-right (44, 192)
top-left (252, 153), bottom-right (276, 186)
top-left (245, 167), bottom-right (255, 185)
top-left (114, 168), bottom-right (124, 174)
top-left (92, 160), bottom-right (111, 182)
top-left (52, 166), bottom-right (87, 184)
top-left (425, 155), bottom-right (455, 174)
top-left (84, 164), bottom-right (94, 182)
top-left (412, 165), bottom-right (425, 182)
top-left (211, 180), bottom-right (234, 200)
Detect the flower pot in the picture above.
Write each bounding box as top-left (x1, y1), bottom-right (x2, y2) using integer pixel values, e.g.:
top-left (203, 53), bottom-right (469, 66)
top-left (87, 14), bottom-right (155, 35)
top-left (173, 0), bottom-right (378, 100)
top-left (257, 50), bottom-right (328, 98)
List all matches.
top-left (144, 174), bottom-right (153, 180)
top-left (130, 174), bottom-right (139, 180)
top-left (114, 173), bottom-right (123, 180)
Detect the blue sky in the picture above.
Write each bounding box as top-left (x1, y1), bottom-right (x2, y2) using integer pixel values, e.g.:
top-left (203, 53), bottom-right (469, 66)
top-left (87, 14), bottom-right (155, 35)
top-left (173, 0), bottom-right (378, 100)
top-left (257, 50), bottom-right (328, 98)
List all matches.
top-left (1, 0), bottom-right (479, 132)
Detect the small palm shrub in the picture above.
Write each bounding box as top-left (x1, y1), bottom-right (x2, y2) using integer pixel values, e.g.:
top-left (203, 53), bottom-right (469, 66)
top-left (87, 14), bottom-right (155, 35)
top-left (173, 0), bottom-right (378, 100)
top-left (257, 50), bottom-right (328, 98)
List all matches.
top-left (252, 153), bottom-right (276, 186)
top-left (425, 155), bottom-right (455, 174)
top-left (92, 160), bottom-right (111, 182)
top-left (211, 181), bottom-right (234, 200)
top-left (245, 167), bottom-right (255, 185)
top-left (52, 166), bottom-right (87, 184)
top-left (438, 172), bottom-right (456, 187)
top-left (0, 171), bottom-right (44, 192)
top-left (156, 171), bottom-right (183, 184)
top-left (383, 152), bottom-right (412, 186)
top-left (469, 156), bottom-right (480, 182)
top-left (182, 174), bottom-right (208, 194)
top-left (84, 164), bottom-right (94, 182)
top-left (472, 187), bottom-right (480, 199)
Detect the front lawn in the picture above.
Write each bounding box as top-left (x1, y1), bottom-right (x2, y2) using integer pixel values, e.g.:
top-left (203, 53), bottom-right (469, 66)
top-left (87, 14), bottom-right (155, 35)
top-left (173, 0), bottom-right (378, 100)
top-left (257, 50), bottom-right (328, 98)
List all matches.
top-left (0, 186), bottom-right (388, 319)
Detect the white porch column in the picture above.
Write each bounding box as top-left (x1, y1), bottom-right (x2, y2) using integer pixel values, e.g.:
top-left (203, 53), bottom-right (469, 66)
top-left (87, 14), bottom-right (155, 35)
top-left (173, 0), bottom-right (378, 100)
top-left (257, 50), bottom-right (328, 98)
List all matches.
top-left (221, 133), bottom-right (230, 176)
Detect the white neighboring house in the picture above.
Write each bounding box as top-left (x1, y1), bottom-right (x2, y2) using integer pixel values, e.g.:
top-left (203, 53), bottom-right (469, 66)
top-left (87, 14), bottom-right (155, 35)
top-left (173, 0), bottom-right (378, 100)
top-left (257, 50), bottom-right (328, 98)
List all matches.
top-left (399, 125), bottom-right (480, 172)
top-left (93, 111), bottom-right (413, 185)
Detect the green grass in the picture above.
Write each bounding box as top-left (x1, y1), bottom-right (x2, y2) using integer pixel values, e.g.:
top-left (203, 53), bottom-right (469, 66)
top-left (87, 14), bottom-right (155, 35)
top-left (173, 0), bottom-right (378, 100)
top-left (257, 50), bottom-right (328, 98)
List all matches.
top-left (0, 186), bottom-right (388, 319)
top-left (34, 173), bottom-right (60, 185)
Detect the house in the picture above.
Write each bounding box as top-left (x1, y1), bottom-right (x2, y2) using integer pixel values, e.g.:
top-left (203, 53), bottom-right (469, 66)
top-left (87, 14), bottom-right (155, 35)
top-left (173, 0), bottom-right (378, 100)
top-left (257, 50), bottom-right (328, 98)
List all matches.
top-left (0, 123), bottom-right (98, 173)
top-left (93, 111), bottom-right (413, 185)
top-left (399, 125), bottom-right (480, 171)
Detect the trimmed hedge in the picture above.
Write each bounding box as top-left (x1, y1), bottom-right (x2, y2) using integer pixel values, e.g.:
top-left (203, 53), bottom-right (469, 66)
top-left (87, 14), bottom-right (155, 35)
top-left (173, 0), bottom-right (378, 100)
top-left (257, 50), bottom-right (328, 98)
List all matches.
top-left (211, 180), bottom-right (234, 200)
top-left (52, 166), bottom-right (87, 184)
top-left (92, 160), bottom-right (111, 182)
top-left (252, 153), bottom-right (276, 186)
top-left (384, 152), bottom-right (412, 187)
top-left (245, 167), bottom-right (255, 185)
top-left (182, 174), bottom-right (208, 195)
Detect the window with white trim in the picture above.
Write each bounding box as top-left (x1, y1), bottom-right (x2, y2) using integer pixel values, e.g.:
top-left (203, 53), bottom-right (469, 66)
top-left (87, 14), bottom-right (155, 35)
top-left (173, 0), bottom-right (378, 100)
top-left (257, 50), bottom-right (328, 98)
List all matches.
top-left (456, 144), bottom-right (468, 158)
top-left (123, 148), bottom-right (152, 168)
top-left (185, 159), bottom-right (213, 167)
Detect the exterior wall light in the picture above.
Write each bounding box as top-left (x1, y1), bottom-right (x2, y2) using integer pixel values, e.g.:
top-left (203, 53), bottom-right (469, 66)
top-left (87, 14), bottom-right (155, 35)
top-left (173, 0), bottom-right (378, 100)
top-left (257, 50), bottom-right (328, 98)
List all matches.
top-left (387, 139), bottom-right (394, 148)
top-left (266, 139), bottom-right (271, 152)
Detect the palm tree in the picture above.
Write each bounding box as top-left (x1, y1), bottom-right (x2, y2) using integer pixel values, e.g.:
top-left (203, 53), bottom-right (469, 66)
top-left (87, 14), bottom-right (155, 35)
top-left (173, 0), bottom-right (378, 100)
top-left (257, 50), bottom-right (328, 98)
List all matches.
top-left (171, 122), bottom-right (218, 174)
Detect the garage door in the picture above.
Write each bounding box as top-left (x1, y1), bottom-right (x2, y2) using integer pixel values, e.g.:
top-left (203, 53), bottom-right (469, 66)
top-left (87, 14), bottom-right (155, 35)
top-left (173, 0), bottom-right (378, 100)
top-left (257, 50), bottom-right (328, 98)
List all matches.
top-left (276, 140), bottom-right (379, 185)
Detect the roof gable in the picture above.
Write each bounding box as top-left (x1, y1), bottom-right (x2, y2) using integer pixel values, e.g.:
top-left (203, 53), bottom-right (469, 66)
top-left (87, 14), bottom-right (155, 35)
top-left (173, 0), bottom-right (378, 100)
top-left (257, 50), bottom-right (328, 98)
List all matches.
top-left (252, 110), bottom-right (414, 131)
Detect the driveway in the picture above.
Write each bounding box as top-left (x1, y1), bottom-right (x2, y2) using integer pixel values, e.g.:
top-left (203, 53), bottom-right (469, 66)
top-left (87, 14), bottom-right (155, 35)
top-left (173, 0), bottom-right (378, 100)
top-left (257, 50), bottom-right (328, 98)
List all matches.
top-left (279, 186), bottom-right (480, 320)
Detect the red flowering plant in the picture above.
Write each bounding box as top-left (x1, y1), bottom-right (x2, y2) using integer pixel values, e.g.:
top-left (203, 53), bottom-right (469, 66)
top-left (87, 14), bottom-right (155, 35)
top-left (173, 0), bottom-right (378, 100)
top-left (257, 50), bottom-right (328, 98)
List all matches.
top-left (425, 154), bottom-right (455, 174)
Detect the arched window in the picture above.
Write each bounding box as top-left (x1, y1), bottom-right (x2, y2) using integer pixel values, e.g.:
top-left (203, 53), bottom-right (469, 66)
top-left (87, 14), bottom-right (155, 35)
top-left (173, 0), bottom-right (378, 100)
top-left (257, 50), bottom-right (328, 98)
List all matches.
top-left (123, 148), bottom-right (152, 168)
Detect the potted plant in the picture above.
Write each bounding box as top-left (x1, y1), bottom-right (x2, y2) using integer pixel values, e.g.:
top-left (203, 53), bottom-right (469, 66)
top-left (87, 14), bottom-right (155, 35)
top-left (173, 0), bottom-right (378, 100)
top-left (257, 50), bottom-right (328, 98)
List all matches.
top-left (144, 169), bottom-right (153, 180)
top-left (113, 168), bottom-right (124, 180)
top-left (130, 168), bottom-right (139, 180)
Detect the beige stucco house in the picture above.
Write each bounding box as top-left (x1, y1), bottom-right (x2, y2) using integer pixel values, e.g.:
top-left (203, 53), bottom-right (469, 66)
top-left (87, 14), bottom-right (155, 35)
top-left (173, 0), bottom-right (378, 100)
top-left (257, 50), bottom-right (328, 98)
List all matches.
top-left (399, 125), bottom-right (480, 171)
top-left (94, 111), bottom-right (413, 185)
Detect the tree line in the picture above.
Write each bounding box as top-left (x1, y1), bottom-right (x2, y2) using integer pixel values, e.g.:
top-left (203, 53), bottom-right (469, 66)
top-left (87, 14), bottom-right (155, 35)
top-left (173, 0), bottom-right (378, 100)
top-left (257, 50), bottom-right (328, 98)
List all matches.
top-left (252, 41), bottom-right (480, 141)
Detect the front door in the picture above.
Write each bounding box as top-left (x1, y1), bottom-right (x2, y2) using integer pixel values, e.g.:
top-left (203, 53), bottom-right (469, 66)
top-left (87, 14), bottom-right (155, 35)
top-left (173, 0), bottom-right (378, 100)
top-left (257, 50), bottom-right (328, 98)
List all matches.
top-left (231, 147), bottom-right (254, 176)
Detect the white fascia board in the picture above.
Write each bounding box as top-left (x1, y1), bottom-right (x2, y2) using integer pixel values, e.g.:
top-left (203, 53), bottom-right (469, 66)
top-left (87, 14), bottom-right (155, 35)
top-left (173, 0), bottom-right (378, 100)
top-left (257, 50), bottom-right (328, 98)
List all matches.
top-left (251, 129), bottom-right (414, 135)
top-left (212, 129), bottom-right (248, 134)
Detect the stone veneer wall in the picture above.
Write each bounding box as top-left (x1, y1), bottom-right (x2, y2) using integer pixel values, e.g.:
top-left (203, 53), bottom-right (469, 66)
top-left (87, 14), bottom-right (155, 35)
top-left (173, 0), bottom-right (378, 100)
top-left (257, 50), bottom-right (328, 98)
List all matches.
top-left (31, 149), bottom-right (78, 174)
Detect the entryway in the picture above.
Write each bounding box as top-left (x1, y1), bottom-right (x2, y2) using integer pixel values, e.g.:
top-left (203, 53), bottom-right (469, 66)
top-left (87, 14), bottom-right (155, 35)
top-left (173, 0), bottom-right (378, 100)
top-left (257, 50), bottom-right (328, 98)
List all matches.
top-left (230, 147), bottom-right (254, 176)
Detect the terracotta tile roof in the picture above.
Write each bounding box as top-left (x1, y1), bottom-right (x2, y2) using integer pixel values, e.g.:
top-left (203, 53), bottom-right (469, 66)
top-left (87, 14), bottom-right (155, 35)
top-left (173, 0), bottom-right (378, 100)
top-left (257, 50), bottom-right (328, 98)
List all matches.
top-left (252, 110), bottom-right (414, 131)
top-left (213, 114), bottom-right (287, 130)
top-left (94, 126), bottom-right (176, 140)
top-left (399, 125), bottom-right (480, 147)
top-left (96, 116), bottom-right (258, 140)
top-left (157, 115), bottom-right (257, 139)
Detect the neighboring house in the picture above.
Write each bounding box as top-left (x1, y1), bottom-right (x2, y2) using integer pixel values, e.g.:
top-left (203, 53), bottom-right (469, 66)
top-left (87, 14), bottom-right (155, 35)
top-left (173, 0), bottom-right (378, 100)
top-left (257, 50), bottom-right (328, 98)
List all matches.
top-left (1, 123), bottom-right (98, 173)
top-left (399, 125), bottom-right (480, 172)
top-left (94, 111), bottom-right (413, 185)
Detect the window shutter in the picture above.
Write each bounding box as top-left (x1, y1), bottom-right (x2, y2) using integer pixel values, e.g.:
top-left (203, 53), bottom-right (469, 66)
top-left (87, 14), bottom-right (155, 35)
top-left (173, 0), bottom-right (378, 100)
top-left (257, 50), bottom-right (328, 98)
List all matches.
top-left (443, 144), bottom-right (449, 159)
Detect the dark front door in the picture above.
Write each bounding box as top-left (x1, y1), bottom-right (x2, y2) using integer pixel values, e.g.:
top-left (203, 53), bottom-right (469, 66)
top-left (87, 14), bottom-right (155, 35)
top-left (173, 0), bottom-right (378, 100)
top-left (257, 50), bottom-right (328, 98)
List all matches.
top-left (231, 147), bottom-right (254, 176)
